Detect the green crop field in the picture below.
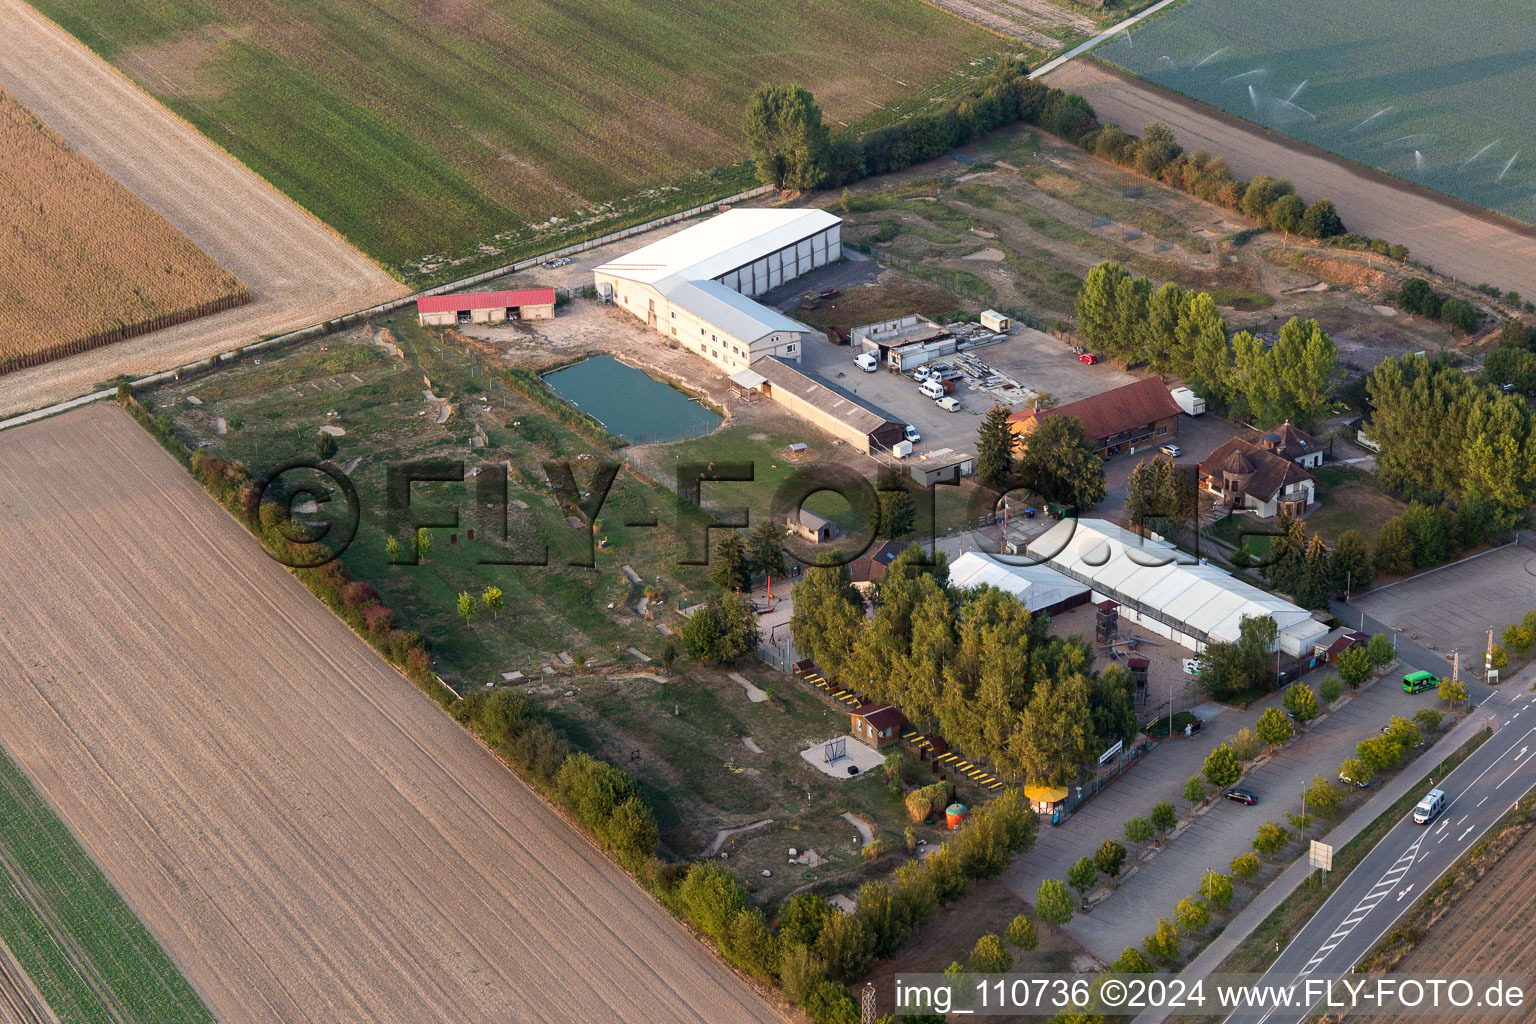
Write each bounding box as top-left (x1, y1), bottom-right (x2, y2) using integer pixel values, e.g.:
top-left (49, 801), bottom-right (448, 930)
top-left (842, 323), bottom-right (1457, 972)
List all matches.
top-left (1102, 0), bottom-right (1536, 225)
top-left (32, 0), bottom-right (1009, 281)
top-left (0, 746), bottom-right (215, 1024)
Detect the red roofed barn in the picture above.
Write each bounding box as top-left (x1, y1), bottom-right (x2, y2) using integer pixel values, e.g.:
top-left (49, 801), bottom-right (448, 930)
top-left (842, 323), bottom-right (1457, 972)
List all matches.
top-left (1008, 377), bottom-right (1181, 456)
top-left (416, 288), bottom-right (556, 327)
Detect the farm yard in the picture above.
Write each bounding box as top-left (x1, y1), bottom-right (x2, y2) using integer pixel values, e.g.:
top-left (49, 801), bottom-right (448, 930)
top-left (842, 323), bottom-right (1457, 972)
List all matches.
top-left (0, 0), bottom-right (404, 418)
top-left (0, 84), bottom-right (247, 375)
top-left (146, 310), bottom-right (1001, 899)
top-left (1101, 0), bottom-right (1536, 226)
top-left (0, 402), bottom-right (783, 1024)
top-left (28, 0), bottom-right (1010, 281)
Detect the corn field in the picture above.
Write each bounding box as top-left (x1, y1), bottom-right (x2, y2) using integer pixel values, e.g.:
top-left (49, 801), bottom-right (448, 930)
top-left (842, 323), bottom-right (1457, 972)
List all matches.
top-left (0, 87), bottom-right (249, 375)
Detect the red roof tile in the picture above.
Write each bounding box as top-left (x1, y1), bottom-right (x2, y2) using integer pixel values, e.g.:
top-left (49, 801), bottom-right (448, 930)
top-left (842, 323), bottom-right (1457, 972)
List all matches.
top-left (1009, 377), bottom-right (1180, 443)
top-left (416, 288), bottom-right (555, 314)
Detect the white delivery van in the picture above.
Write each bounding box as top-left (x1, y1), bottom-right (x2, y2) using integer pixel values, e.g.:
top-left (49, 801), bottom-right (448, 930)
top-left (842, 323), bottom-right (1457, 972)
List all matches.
top-left (918, 379), bottom-right (945, 400)
top-left (935, 396), bottom-right (961, 412)
top-left (1413, 788), bottom-right (1446, 824)
top-left (854, 351), bottom-right (879, 373)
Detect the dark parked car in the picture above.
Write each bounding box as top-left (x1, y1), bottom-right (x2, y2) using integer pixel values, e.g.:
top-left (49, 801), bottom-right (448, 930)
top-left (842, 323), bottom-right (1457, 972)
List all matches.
top-left (1223, 789), bottom-right (1258, 805)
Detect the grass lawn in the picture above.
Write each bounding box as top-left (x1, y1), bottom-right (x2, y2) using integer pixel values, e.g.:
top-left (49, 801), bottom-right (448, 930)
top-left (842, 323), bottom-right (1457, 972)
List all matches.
top-left (34, 0), bottom-right (1009, 281)
top-left (0, 747), bottom-right (214, 1024)
top-left (1306, 466), bottom-right (1406, 544)
top-left (1209, 512), bottom-right (1275, 558)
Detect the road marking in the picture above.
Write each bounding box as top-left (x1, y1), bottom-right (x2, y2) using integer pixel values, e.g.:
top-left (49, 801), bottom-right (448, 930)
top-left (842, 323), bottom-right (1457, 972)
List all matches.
top-left (1456, 815), bottom-right (1467, 826)
top-left (1479, 796), bottom-right (1489, 806)
top-left (1397, 884), bottom-right (1415, 901)
top-left (1435, 820), bottom-right (1450, 834)
top-left (1459, 827), bottom-right (1474, 841)
top-left (1439, 833), bottom-right (1448, 843)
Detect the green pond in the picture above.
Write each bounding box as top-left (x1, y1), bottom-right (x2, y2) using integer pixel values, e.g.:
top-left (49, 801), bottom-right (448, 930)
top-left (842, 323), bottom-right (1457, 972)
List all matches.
top-left (542, 355), bottom-right (721, 443)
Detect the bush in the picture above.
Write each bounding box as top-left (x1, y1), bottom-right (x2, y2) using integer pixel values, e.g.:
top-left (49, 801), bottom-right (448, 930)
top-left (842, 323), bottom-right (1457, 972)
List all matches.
top-left (678, 862), bottom-right (746, 940)
top-left (970, 934), bottom-right (1012, 973)
top-left (361, 603), bottom-right (396, 635)
top-left (814, 911), bottom-right (873, 984)
top-left (338, 580), bottom-right (378, 607)
top-left (1006, 913), bottom-right (1038, 950)
top-left (1036, 878), bottom-right (1074, 926)
top-left (1319, 676), bottom-right (1343, 704)
top-left (1231, 852), bottom-right (1262, 880)
top-left (906, 781), bottom-right (953, 823)
top-left (1253, 821), bottom-right (1290, 856)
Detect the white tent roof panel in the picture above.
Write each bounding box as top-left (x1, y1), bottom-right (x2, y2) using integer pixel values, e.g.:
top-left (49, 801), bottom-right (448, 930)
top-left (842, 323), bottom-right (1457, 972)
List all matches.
top-left (1025, 519), bottom-right (1325, 647)
top-left (948, 552), bottom-right (1089, 612)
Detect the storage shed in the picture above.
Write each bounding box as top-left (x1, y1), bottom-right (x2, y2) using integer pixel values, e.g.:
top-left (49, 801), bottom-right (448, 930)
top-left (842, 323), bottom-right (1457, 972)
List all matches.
top-left (416, 288), bottom-right (555, 326)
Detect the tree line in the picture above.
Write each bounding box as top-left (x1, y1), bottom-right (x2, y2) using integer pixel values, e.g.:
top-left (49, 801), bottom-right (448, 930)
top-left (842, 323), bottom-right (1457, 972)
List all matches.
top-left (1084, 122), bottom-right (1346, 241)
top-left (791, 547), bottom-right (1139, 785)
top-left (1397, 278), bottom-right (1479, 335)
top-left (745, 59), bottom-right (1086, 192)
top-left (1074, 262), bottom-right (1340, 430)
top-left (1364, 353), bottom-right (1536, 537)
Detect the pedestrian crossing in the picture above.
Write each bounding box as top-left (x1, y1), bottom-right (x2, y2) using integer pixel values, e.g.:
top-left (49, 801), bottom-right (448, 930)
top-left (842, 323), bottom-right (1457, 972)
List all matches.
top-left (1301, 834), bottom-right (1423, 974)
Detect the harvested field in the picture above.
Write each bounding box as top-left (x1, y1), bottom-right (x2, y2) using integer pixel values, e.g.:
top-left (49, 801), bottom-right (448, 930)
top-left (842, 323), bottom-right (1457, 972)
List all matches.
top-left (0, 0), bottom-right (404, 419)
top-left (917, 0), bottom-right (1095, 51)
top-left (0, 404), bottom-right (780, 1024)
top-left (1044, 59), bottom-right (1536, 300)
top-left (0, 86), bottom-right (248, 376)
top-left (27, 0), bottom-right (1007, 279)
top-left (1373, 827), bottom-right (1536, 1024)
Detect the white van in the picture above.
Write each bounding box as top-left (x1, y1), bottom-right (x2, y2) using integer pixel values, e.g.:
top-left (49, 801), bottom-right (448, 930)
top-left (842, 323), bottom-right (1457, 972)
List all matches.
top-left (1413, 788), bottom-right (1446, 825)
top-left (935, 396), bottom-right (961, 412)
top-left (854, 352), bottom-right (878, 373)
top-left (918, 379), bottom-right (945, 400)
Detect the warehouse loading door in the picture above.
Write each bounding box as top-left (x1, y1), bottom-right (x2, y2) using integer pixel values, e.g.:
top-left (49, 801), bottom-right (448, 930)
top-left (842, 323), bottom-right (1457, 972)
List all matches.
top-left (456, 310), bottom-right (471, 324)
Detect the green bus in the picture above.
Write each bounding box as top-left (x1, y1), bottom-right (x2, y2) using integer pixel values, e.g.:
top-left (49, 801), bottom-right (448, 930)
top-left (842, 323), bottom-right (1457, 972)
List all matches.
top-left (1403, 670), bottom-right (1439, 694)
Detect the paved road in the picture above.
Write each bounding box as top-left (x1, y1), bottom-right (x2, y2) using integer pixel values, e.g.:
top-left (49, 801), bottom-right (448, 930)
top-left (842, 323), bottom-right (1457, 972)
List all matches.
top-left (1003, 656), bottom-right (1447, 962)
top-left (1221, 688), bottom-right (1536, 1024)
top-left (1028, 0), bottom-right (1184, 80)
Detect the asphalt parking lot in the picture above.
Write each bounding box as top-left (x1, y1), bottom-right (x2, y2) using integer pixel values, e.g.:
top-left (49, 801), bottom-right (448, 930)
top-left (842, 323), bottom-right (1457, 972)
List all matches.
top-left (799, 325), bottom-right (1149, 460)
top-left (1353, 542), bottom-right (1536, 659)
top-left (799, 334), bottom-right (984, 455)
top-left (982, 327), bottom-right (1137, 406)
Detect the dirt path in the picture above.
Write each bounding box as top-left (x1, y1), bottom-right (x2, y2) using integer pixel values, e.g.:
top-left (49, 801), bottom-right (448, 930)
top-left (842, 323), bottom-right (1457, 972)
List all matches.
top-left (1045, 60), bottom-right (1536, 298)
top-left (0, 404), bottom-right (780, 1024)
top-left (0, 0), bottom-right (404, 418)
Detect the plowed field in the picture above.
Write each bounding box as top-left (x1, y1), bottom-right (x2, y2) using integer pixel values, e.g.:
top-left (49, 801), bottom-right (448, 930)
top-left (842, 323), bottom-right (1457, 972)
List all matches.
top-left (0, 403), bottom-right (780, 1024)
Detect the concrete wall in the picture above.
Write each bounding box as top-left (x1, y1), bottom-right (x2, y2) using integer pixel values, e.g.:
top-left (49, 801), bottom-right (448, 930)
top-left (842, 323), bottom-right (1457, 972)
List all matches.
top-left (418, 302), bottom-right (554, 327)
top-left (596, 274), bottom-right (809, 373)
top-left (761, 382), bottom-right (873, 453)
